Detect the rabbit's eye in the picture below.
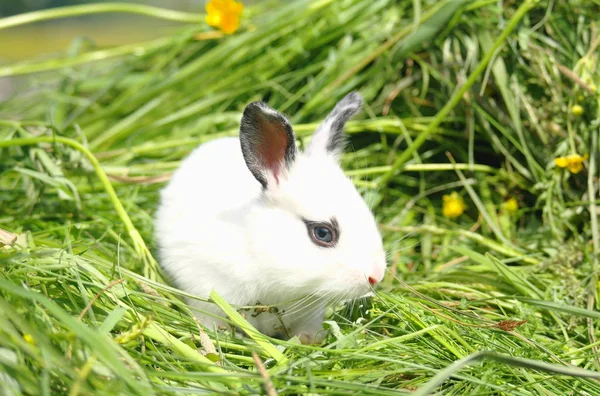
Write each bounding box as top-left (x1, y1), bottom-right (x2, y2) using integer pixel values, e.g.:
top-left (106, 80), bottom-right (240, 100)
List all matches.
top-left (315, 227), bottom-right (332, 242)
top-left (304, 219), bottom-right (339, 248)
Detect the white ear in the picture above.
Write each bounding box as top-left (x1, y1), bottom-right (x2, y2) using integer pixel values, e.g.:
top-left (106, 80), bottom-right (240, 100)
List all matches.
top-left (239, 101), bottom-right (297, 188)
top-left (307, 91), bottom-right (363, 160)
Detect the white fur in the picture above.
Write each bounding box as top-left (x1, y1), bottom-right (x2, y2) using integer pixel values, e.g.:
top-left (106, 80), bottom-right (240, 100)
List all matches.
top-left (155, 108), bottom-right (386, 344)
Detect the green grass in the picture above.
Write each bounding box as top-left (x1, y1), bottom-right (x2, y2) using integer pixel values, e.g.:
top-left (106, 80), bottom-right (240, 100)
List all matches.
top-left (1, 0), bottom-right (600, 394)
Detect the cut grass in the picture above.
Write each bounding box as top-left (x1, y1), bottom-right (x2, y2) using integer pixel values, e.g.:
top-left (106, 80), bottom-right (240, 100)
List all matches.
top-left (1, 0), bottom-right (600, 394)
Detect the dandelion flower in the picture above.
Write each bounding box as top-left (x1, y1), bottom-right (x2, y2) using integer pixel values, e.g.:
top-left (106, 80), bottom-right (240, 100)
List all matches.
top-left (555, 153), bottom-right (588, 174)
top-left (206, 0), bottom-right (244, 34)
top-left (23, 334), bottom-right (35, 345)
top-left (442, 192), bottom-right (467, 219)
top-left (503, 197), bottom-right (519, 214)
top-left (571, 104), bottom-right (584, 116)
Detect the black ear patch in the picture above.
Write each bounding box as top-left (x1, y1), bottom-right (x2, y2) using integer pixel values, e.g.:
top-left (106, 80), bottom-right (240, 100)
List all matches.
top-left (308, 91), bottom-right (363, 158)
top-left (240, 102), bottom-right (297, 187)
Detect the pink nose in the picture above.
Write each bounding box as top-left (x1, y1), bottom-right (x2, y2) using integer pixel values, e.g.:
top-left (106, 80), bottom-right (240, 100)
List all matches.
top-left (367, 265), bottom-right (385, 286)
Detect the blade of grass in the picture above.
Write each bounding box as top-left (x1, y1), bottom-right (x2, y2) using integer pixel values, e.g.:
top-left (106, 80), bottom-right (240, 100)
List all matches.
top-left (414, 351), bottom-right (600, 396)
top-left (0, 278), bottom-right (152, 395)
top-left (377, 0), bottom-right (538, 196)
top-left (0, 134), bottom-right (159, 278)
top-left (209, 290), bottom-right (287, 365)
top-left (0, 2), bottom-right (204, 31)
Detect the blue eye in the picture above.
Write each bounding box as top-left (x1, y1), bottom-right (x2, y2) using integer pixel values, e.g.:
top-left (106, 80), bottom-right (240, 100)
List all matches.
top-left (305, 221), bottom-right (338, 248)
top-left (314, 227), bottom-right (332, 242)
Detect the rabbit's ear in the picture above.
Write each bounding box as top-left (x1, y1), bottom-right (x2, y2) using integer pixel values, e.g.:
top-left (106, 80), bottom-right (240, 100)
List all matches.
top-left (240, 102), bottom-right (297, 188)
top-left (308, 91), bottom-right (362, 160)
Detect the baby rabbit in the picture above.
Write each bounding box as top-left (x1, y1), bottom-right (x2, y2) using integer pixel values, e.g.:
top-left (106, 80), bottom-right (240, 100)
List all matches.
top-left (155, 92), bottom-right (386, 344)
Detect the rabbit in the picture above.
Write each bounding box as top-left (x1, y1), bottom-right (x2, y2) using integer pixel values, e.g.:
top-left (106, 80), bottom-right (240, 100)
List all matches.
top-left (155, 92), bottom-right (386, 344)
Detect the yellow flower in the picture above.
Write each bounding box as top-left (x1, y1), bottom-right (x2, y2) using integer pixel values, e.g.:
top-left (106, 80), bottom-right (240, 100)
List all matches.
top-left (571, 104), bottom-right (584, 116)
top-left (23, 334), bottom-right (35, 345)
top-left (555, 153), bottom-right (588, 174)
top-left (442, 192), bottom-right (467, 219)
top-left (206, 0), bottom-right (243, 34)
top-left (503, 197), bottom-right (519, 214)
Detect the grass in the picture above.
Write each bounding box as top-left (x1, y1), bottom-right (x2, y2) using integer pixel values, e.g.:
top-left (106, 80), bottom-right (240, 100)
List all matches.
top-left (1, 0), bottom-right (600, 394)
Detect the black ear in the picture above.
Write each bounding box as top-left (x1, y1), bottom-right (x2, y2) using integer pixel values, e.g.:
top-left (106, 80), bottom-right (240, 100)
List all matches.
top-left (240, 101), bottom-right (297, 188)
top-left (307, 91), bottom-right (363, 159)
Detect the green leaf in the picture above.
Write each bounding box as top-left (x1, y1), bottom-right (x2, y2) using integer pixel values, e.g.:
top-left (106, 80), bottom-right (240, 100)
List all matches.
top-left (392, 0), bottom-right (466, 62)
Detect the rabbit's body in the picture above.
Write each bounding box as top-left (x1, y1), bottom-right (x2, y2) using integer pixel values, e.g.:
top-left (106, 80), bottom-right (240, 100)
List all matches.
top-left (156, 93), bottom-right (386, 343)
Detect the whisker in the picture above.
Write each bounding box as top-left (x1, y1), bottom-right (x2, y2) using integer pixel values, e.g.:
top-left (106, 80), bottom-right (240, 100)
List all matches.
top-left (384, 229), bottom-right (419, 250)
top-left (383, 231), bottom-right (416, 253)
top-left (281, 290), bottom-right (334, 318)
top-left (290, 290), bottom-right (346, 321)
top-left (385, 235), bottom-right (422, 259)
top-left (281, 293), bottom-right (314, 314)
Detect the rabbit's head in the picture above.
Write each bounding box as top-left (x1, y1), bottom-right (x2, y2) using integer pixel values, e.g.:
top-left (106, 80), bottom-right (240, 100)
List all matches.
top-left (239, 92), bottom-right (386, 305)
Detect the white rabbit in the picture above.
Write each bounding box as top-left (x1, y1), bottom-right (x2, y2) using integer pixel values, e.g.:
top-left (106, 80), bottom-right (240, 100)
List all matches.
top-left (155, 92), bottom-right (386, 344)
